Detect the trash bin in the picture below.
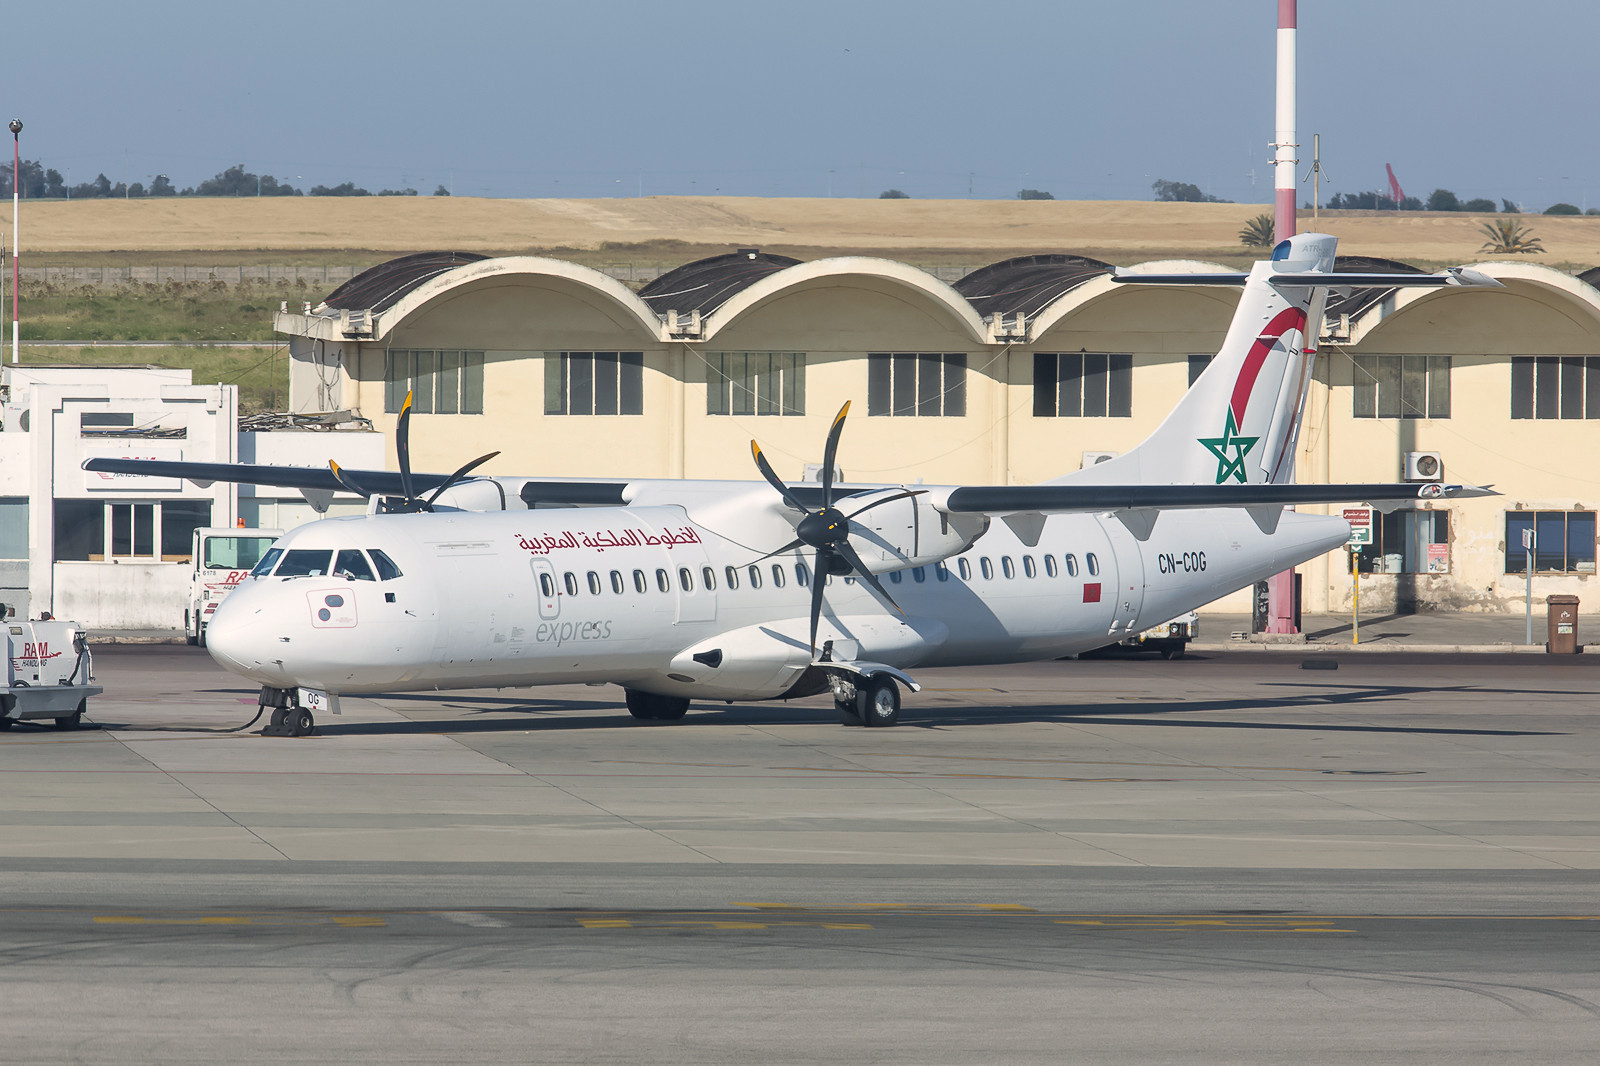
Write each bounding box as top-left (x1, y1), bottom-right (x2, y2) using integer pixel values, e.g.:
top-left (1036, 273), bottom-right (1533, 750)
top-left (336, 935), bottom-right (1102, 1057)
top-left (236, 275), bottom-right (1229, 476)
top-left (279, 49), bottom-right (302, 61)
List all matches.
top-left (1546, 595), bottom-right (1580, 654)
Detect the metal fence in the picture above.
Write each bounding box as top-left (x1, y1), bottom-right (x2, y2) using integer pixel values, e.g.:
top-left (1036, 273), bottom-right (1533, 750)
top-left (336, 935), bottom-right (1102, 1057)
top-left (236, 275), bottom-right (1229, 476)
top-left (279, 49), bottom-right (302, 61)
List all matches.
top-left (18, 262), bottom-right (975, 289)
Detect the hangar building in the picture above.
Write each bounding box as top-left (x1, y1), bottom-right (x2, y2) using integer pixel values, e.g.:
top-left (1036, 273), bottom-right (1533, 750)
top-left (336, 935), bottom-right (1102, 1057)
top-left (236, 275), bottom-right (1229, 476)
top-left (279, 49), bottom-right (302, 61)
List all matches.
top-left (271, 249), bottom-right (1600, 617)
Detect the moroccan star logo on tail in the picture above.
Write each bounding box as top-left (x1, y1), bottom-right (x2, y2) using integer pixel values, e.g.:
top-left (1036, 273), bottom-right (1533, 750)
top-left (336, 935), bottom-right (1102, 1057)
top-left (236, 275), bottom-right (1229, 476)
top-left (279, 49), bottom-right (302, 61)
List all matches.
top-left (1196, 305), bottom-right (1307, 485)
top-left (1197, 410), bottom-right (1259, 484)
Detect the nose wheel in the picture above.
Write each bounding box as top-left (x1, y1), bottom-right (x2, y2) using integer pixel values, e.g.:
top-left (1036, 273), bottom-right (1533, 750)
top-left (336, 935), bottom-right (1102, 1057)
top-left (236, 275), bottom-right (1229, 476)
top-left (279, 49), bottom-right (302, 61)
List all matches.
top-left (260, 689), bottom-right (316, 737)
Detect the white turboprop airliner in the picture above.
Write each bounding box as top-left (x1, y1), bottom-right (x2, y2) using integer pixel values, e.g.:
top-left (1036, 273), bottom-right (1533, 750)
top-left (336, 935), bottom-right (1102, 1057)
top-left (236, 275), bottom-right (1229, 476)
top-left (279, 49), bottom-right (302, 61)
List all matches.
top-left (88, 234), bottom-right (1499, 736)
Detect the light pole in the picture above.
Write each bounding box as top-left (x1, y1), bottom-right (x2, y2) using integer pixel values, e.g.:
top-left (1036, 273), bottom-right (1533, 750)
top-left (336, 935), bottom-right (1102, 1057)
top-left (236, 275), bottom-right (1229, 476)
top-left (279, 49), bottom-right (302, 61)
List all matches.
top-left (10, 119), bottom-right (20, 366)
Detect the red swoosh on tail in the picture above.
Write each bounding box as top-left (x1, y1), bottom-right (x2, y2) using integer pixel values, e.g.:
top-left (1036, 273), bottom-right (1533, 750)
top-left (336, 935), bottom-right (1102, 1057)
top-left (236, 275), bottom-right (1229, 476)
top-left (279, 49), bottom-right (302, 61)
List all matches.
top-left (1229, 306), bottom-right (1307, 426)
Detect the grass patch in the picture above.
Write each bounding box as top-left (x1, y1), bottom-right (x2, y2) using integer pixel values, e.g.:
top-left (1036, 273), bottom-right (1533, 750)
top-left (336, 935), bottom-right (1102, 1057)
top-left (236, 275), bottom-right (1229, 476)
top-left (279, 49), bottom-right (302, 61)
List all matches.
top-left (17, 280), bottom-right (294, 342)
top-left (18, 345), bottom-right (289, 413)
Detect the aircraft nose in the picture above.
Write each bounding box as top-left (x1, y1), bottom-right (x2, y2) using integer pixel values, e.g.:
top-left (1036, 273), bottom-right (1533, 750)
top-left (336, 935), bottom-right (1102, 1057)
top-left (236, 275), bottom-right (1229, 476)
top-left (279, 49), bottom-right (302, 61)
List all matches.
top-left (206, 592), bottom-right (268, 677)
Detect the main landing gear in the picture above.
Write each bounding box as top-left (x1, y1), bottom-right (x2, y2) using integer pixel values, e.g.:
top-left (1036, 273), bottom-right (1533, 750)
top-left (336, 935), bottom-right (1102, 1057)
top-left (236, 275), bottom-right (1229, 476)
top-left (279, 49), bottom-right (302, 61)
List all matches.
top-left (625, 689), bottom-right (690, 722)
top-left (258, 687), bottom-right (315, 737)
top-left (832, 674), bottom-right (901, 728)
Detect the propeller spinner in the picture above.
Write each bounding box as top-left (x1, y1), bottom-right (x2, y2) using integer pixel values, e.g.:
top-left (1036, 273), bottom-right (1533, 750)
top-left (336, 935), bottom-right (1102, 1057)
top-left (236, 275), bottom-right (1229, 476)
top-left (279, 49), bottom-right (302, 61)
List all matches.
top-left (749, 401), bottom-right (924, 655)
top-left (330, 391), bottom-right (500, 513)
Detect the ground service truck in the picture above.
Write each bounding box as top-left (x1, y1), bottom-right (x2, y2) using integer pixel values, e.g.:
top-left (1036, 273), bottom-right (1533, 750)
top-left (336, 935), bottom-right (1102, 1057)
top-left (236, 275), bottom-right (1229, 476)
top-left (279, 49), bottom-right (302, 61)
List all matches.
top-left (186, 527), bottom-right (283, 646)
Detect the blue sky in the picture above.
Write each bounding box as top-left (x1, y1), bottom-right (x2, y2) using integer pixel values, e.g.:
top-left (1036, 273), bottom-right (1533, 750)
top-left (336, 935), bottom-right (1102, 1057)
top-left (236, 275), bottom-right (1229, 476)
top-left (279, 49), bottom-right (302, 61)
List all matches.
top-left (7, 0), bottom-right (1596, 208)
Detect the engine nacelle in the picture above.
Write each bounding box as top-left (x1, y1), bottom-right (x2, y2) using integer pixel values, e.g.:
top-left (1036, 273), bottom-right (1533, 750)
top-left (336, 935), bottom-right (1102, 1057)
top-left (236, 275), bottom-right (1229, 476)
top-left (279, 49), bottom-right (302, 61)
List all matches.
top-left (844, 489), bottom-right (988, 574)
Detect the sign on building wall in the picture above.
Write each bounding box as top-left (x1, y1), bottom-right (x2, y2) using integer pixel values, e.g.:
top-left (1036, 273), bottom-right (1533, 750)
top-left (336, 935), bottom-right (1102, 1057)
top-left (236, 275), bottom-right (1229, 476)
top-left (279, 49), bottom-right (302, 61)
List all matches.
top-left (1344, 507), bottom-right (1372, 546)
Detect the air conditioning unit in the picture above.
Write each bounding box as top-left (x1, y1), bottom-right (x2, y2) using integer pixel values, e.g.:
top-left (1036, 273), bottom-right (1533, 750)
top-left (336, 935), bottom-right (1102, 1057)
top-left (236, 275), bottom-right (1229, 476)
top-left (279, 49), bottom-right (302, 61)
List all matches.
top-left (803, 463), bottom-right (844, 483)
top-left (1405, 451), bottom-right (1442, 481)
top-left (1081, 451), bottom-right (1118, 469)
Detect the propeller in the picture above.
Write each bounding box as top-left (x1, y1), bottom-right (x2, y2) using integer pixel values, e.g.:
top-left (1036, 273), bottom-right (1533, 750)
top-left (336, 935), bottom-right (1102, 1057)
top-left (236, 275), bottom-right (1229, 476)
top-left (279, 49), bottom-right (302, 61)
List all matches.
top-left (329, 391), bottom-right (500, 513)
top-left (749, 401), bottom-right (925, 656)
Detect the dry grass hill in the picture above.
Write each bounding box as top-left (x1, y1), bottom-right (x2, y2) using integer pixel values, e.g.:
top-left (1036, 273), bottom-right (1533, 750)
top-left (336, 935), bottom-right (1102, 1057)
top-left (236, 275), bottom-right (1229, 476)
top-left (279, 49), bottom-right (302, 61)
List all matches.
top-left (11, 197), bottom-right (1600, 271)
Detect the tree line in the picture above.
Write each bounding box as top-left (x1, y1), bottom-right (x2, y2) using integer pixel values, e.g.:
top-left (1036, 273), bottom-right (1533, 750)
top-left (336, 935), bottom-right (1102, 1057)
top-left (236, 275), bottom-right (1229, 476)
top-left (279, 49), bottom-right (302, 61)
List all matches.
top-left (0, 162), bottom-right (450, 199)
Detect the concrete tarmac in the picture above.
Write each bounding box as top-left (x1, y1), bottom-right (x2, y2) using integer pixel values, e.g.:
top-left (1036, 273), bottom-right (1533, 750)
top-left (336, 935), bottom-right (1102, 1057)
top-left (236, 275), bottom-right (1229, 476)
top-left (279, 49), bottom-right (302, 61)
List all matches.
top-left (1, 646), bottom-right (1597, 1063)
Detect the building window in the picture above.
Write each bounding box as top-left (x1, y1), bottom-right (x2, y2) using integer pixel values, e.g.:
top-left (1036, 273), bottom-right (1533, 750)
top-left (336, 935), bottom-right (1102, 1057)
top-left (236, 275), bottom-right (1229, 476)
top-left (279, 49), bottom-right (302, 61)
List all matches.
top-left (1033, 353), bottom-right (1132, 417)
top-left (545, 352), bottom-right (644, 415)
top-left (1354, 510), bottom-right (1450, 574)
top-left (1187, 354), bottom-right (1213, 387)
top-left (1510, 357), bottom-right (1600, 420)
top-left (0, 498), bottom-right (27, 560)
top-left (53, 499), bottom-right (211, 563)
top-left (868, 354), bottom-right (966, 416)
top-left (1352, 355), bottom-right (1451, 418)
top-left (706, 353), bottom-right (805, 415)
top-left (385, 350), bottom-right (485, 414)
top-left (1505, 511), bottom-right (1596, 574)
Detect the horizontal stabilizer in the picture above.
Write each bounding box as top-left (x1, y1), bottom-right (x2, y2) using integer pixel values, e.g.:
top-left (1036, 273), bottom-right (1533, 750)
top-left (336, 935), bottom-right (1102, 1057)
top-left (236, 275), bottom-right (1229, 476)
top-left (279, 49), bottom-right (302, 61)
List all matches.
top-left (939, 482), bottom-right (1496, 516)
top-left (1112, 268), bottom-right (1502, 290)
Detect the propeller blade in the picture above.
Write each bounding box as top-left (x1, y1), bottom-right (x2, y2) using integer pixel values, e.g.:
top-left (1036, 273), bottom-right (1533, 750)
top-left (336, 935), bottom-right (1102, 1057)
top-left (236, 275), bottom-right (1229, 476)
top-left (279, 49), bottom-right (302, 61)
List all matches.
top-left (808, 548), bottom-right (831, 656)
top-left (327, 460), bottom-right (371, 499)
top-left (424, 451), bottom-right (503, 507)
top-left (842, 488), bottom-right (927, 522)
top-left (819, 401), bottom-right (850, 510)
top-left (753, 537), bottom-right (806, 563)
top-left (751, 441), bottom-right (809, 513)
top-left (834, 538), bottom-right (903, 615)
top-left (396, 391), bottom-right (416, 502)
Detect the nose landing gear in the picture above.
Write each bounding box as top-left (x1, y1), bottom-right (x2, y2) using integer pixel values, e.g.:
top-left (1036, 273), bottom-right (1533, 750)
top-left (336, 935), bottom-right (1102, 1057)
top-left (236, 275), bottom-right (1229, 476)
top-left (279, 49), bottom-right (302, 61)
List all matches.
top-left (258, 687), bottom-right (316, 738)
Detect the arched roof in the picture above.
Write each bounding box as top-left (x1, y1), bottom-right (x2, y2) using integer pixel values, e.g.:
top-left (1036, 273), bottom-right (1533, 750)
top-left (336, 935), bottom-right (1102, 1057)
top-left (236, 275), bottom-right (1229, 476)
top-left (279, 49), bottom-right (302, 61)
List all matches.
top-left (638, 250), bottom-right (802, 316)
top-left (1346, 260), bottom-right (1600, 346)
top-left (322, 251), bottom-right (490, 313)
top-left (699, 256), bottom-right (989, 345)
top-left (369, 256), bottom-right (664, 342)
top-left (953, 254), bottom-right (1113, 319)
top-left (1024, 258), bottom-right (1237, 341)
top-left (1322, 255), bottom-right (1428, 322)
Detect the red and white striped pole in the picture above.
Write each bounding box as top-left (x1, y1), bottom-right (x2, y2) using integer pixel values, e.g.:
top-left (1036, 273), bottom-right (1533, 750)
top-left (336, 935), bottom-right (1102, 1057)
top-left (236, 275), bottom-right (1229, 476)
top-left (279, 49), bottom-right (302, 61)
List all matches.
top-left (1266, 0), bottom-right (1299, 633)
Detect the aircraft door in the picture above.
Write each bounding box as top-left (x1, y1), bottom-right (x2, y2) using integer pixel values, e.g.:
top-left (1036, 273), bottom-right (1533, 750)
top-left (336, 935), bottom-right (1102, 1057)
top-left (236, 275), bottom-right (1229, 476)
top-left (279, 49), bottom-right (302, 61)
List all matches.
top-left (671, 540), bottom-right (717, 625)
top-left (1095, 515), bottom-right (1147, 637)
top-left (529, 557), bottom-right (561, 620)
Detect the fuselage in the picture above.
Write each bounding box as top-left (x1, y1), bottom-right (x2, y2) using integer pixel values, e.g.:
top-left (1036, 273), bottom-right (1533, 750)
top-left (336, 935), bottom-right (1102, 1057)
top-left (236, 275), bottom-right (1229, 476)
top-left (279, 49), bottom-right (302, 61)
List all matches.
top-left (206, 497), bottom-right (1348, 701)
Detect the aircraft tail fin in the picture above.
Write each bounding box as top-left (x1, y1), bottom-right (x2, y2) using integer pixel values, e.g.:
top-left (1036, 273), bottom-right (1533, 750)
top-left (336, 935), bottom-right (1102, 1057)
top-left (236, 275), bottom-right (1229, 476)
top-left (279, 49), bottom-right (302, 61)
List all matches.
top-left (1051, 233), bottom-right (1499, 488)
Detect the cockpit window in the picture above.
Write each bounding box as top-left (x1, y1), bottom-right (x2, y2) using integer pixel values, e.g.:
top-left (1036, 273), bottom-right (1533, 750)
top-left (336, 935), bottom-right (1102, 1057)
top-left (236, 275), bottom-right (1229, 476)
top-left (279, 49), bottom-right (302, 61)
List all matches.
top-left (334, 549), bottom-right (377, 581)
top-left (275, 549), bottom-right (334, 578)
top-left (368, 549), bottom-right (403, 581)
top-left (250, 547), bottom-right (283, 577)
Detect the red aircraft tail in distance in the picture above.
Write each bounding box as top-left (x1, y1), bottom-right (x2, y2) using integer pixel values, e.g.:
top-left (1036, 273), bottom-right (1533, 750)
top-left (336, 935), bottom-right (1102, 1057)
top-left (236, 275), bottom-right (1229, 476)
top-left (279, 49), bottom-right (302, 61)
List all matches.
top-left (1386, 163), bottom-right (1406, 208)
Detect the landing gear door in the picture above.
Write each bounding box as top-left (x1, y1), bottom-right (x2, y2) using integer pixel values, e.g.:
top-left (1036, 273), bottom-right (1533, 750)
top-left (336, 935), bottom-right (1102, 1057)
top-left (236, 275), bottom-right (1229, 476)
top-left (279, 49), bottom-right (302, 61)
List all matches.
top-left (1095, 515), bottom-right (1146, 637)
top-left (529, 557), bottom-right (561, 620)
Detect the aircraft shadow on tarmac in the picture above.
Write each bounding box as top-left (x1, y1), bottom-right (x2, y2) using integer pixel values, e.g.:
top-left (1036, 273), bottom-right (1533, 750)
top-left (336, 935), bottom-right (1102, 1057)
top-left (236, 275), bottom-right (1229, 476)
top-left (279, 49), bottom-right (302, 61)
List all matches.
top-left (282, 680), bottom-right (1562, 739)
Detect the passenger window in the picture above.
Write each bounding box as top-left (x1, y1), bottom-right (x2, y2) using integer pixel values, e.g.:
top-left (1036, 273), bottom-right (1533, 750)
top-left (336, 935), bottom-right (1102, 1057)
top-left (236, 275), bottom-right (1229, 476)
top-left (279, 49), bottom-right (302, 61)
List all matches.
top-left (796, 562), bottom-right (810, 586)
top-left (610, 571), bottom-right (625, 594)
top-left (980, 558), bottom-right (994, 580)
top-left (725, 565), bottom-right (740, 590)
top-left (656, 568), bottom-right (671, 593)
top-left (958, 558), bottom-right (972, 581)
top-left (539, 573), bottom-right (555, 598)
top-left (935, 562), bottom-right (950, 582)
top-left (1002, 557), bottom-right (1015, 579)
top-left (633, 569), bottom-right (648, 594)
top-left (1065, 554), bottom-right (1079, 577)
top-left (1087, 553), bottom-right (1101, 576)
top-left (587, 571), bottom-right (602, 595)
top-left (564, 572), bottom-right (579, 596)
top-left (679, 567), bottom-right (694, 592)
top-left (276, 549), bottom-right (333, 578)
top-left (335, 549), bottom-right (376, 581)
top-left (368, 549), bottom-right (403, 580)
top-left (703, 566), bottom-right (716, 591)
top-left (250, 547), bottom-right (283, 577)
top-left (771, 564), bottom-right (786, 588)
top-left (1044, 555), bottom-right (1058, 578)
top-left (912, 566), bottom-right (926, 583)
top-left (1023, 556), bottom-right (1037, 578)
top-left (748, 565), bottom-right (763, 589)
top-left (888, 570), bottom-right (902, 584)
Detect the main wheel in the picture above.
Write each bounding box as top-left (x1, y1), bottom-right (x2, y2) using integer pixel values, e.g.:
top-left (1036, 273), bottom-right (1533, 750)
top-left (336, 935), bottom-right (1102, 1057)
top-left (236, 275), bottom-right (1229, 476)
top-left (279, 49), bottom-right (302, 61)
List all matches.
top-left (625, 690), bottom-right (690, 722)
top-left (55, 707), bottom-right (83, 730)
top-left (835, 698), bottom-right (863, 726)
top-left (290, 708), bottom-right (315, 737)
top-left (855, 676), bottom-right (901, 728)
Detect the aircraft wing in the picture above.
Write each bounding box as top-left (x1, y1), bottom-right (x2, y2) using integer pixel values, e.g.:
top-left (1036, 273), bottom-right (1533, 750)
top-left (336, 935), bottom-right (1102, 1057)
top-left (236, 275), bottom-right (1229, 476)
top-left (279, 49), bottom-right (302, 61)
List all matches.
top-left (81, 457), bottom-right (631, 508)
top-left (937, 481), bottom-right (1496, 515)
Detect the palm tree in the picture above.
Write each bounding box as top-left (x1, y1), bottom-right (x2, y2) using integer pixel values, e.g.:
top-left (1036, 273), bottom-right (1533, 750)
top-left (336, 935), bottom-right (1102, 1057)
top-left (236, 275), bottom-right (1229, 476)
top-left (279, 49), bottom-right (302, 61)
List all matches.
top-left (1239, 213), bottom-right (1275, 249)
top-left (1478, 219), bottom-right (1544, 254)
